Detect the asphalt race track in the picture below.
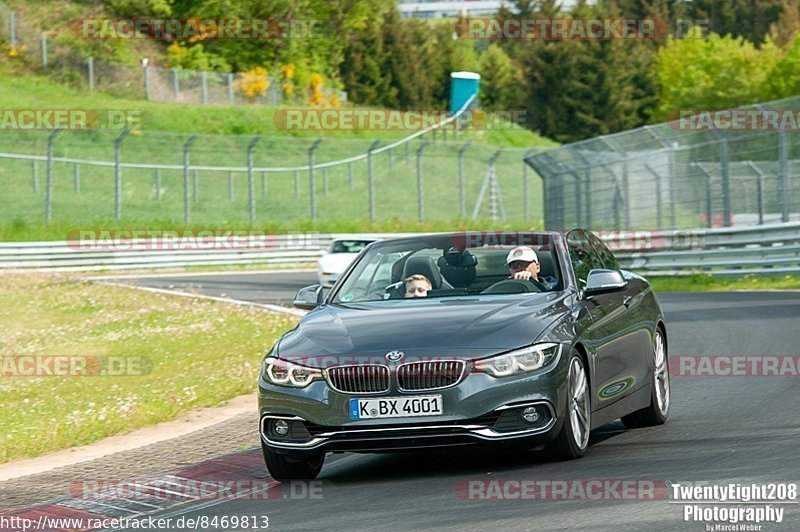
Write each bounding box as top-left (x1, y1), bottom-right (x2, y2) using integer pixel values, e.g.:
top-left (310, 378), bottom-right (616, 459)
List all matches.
top-left (109, 272), bottom-right (800, 531)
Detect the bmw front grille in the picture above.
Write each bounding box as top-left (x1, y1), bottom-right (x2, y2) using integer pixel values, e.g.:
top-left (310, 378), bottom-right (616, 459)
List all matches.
top-left (326, 365), bottom-right (391, 394)
top-left (397, 361), bottom-right (466, 391)
top-left (324, 361), bottom-right (466, 393)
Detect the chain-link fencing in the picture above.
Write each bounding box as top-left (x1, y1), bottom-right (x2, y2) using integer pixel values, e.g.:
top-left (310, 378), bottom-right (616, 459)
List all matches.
top-left (526, 96), bottom-right (800, 231)
top-left (0, 127), bottom-right (542, 228)
top-left (0, 4), bottom-right (345, 105)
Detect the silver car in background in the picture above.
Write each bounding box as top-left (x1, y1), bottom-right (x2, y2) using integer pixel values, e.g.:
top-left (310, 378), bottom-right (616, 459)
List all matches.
top-left (317, 238), bottom-right (375, 287)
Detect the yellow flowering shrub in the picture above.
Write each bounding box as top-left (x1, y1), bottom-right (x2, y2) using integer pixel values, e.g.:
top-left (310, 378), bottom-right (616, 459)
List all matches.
top-left (237, 67), bottom-right (271, 101)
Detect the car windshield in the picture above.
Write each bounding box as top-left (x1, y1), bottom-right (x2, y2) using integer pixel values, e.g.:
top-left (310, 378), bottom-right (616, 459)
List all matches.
top-left (329, 240), bottom-right (373, 254)
top-left (333, 233), bottom-right (563, 303)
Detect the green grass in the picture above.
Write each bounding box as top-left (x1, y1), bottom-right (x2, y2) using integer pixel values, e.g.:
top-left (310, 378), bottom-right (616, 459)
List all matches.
top-left (650, 273), bottom-right (800, 292)
top-left (0, 272), bottom-right (298, 462)
top-left (0, 67), bottom-right (555, 240)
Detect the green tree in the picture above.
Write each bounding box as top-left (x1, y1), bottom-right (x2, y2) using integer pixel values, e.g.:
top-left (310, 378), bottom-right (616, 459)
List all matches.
top-left (765, 34), bottom-right (800, 98)
top-left (478, 44), bottom-right (521, 111)
top-left (655, 28), bottom-right (781, 120)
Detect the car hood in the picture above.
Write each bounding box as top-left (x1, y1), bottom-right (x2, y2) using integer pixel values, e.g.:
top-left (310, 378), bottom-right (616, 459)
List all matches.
top-left (277, 292), bottom-right (573, 361)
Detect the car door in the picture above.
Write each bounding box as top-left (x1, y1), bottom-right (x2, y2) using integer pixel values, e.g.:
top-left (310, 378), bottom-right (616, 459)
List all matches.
top-left (567, 230), bottom-right (630, 409)
top-left (588, 231), bottom-right (653, 400)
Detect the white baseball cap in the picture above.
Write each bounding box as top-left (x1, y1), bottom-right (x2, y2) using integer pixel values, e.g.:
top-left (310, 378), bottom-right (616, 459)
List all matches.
top-left (505, 246), bottom-right (538, 265)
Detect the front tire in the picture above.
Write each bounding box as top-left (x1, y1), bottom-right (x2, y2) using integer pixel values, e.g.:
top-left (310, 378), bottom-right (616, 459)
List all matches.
top-left (546, 351), bottom-right (590, 460)
top-left (621, 328), bottom-right (670, 428)
top-left (262, 442), bottom-right (324, 481)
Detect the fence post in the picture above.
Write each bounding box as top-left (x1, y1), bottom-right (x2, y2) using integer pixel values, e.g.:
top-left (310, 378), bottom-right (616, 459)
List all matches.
top-left (201, 71), bottom-right (208, 104)
top-left (584, 168), bottom-right (592, 228)
top-left (9, 12), bottom-right (16, 47)
top-left (294, 170), bottom-right (299, 198)
top-left (621, 155), bottom-right (630, 229)
top-left (416, 140), bottom-right (429, 221)
top-left (308, 139), bottom-right (323, 220)
top-left (692, 163), bottom-right (714, 229)
top-left (154, 169), bottom-right (161, 200)
top-left (458, 142), bottom-right (470, 217)
top-left (87, 57), bottom-right (94, 92)
top-left (367, 140), bottom-right (381, 222)
top-left (227, 73), bottom-right (234, 103)
top-left (778, 130), bottom-right (789, 223)
top-left (261, 171), bottom-right (267, 198)
top-left (114, 129), bottom-right (130, 221)
top-left (32, 160), bottom-right (38, 193)
top-left (745, 161), bottom-right (765, 225)
top-left (182, 135), bottom-right (197, 224)
top-left (644, 164), bottom-right (663, 229)
top-left (247, 136), bottom-right (260, 225)
top-left (73, 163), bottom-right (79, 193)
top-left (227, 171), bottom-right (234, 200)
top-left (172, 68), bottom-right (179, 101)
top-left (44, 128), bottom-right (63, 224)
top-left (348, 162), bottom-right (353, 190)
top-left (143, 63), bottom-right (150, 100)
top-left (572, 172), bottom-right (583, 227)
top-left (540, 174), bottom-right (549, 229)
top-left (668, 144), bottom-right (678, 229)
top-left (405, 141), bottom-right (410, 165)
top-left (41, 33), bottom-right (48, 68)
top-left (718, 135), bottom-right (731, 227)
top-left (612, 181), bottom-right (622, 230)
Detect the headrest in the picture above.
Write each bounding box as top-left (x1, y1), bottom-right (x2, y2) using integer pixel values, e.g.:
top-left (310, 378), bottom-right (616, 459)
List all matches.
top-left (402, 255), bottom-right (443, 289)
top-left (437, 248), bottom-right (477, 288)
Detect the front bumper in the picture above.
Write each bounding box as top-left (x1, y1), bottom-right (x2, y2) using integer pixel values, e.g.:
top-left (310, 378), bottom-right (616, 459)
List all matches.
top-left (258, 354), bottom-right (569, 455)
top-left (260, 401), bottom-right (559, 454)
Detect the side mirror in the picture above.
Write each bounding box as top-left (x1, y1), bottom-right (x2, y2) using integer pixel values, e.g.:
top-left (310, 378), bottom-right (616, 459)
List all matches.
top-left (293, 284), bottom-right (324, 310)
top-left (584, 269), bottom-right (627, 296)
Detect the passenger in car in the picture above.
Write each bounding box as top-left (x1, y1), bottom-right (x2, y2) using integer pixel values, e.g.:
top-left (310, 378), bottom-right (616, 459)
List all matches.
top-left (404, 274), bottom-right (432, 298)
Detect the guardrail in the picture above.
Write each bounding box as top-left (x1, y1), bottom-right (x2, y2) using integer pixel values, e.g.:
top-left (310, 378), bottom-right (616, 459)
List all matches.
top-left (610, 222), bottom-right (800, 276)
top-left (0, 224), bottom-right (798, 276)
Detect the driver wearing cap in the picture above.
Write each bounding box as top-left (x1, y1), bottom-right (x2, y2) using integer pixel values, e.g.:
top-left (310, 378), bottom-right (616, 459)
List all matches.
top-left (505, 246), bottom-right (554, 290)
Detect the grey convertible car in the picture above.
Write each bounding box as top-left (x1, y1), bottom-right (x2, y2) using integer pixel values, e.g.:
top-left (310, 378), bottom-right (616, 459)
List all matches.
top-left (258, 230), bottom-right (670, 480)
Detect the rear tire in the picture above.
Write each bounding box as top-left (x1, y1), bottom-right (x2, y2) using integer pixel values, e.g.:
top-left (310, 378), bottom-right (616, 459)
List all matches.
top-left (621, 328), bottom-right (670, 429)
top-left (262, 442), bottom-right (324, 481)
top-left (545, 350), bottom-right (590, 461)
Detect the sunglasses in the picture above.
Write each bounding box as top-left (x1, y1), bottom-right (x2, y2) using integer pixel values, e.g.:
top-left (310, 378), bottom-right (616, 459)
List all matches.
top-left (508, 260), bottom-right (537, 269)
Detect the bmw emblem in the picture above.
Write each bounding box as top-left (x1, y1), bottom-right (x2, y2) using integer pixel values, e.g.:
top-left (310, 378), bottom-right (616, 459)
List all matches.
top-left (385, 351), bottom-right (405, 362)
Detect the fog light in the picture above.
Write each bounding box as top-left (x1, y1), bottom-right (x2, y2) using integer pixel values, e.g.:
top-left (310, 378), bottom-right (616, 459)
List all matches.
top-left (273, 419), bottom-right (290, 436)
top-left (521, 407), bottom-right (540, 423)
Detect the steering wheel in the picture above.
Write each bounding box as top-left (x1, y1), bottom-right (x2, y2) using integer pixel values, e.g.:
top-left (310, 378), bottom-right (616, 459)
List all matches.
top-left (481, 279), bottom-right (543, 295)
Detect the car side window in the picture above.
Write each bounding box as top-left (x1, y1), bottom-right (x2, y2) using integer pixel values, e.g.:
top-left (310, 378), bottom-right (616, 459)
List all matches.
top-left (567, 230), bottom-right (602, 287)
top-left (587, 232), bottom-right (620, 271)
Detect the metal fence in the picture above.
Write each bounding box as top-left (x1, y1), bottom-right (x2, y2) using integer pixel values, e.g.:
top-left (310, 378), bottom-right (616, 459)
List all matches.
top-left (526, 96), bottom-right (800, 231)
top-left (0, 100), bottom-right (544, 226)
top-left (0, 4), bottom-right (345, 105)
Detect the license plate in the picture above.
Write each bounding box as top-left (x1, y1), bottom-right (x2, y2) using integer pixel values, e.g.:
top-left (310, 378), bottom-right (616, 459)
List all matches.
top-left (349, 395), bottom-right (443, 420)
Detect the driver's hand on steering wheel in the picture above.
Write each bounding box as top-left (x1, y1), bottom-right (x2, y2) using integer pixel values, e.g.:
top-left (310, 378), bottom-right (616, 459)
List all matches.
top-left (511, 270), bottom-right (533, 281)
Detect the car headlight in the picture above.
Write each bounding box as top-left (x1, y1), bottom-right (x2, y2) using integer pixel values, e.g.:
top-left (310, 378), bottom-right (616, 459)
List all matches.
top-left (261, 357), bottom-right (322, 388)
top-left (474, 343), bottom-right (561, 378)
